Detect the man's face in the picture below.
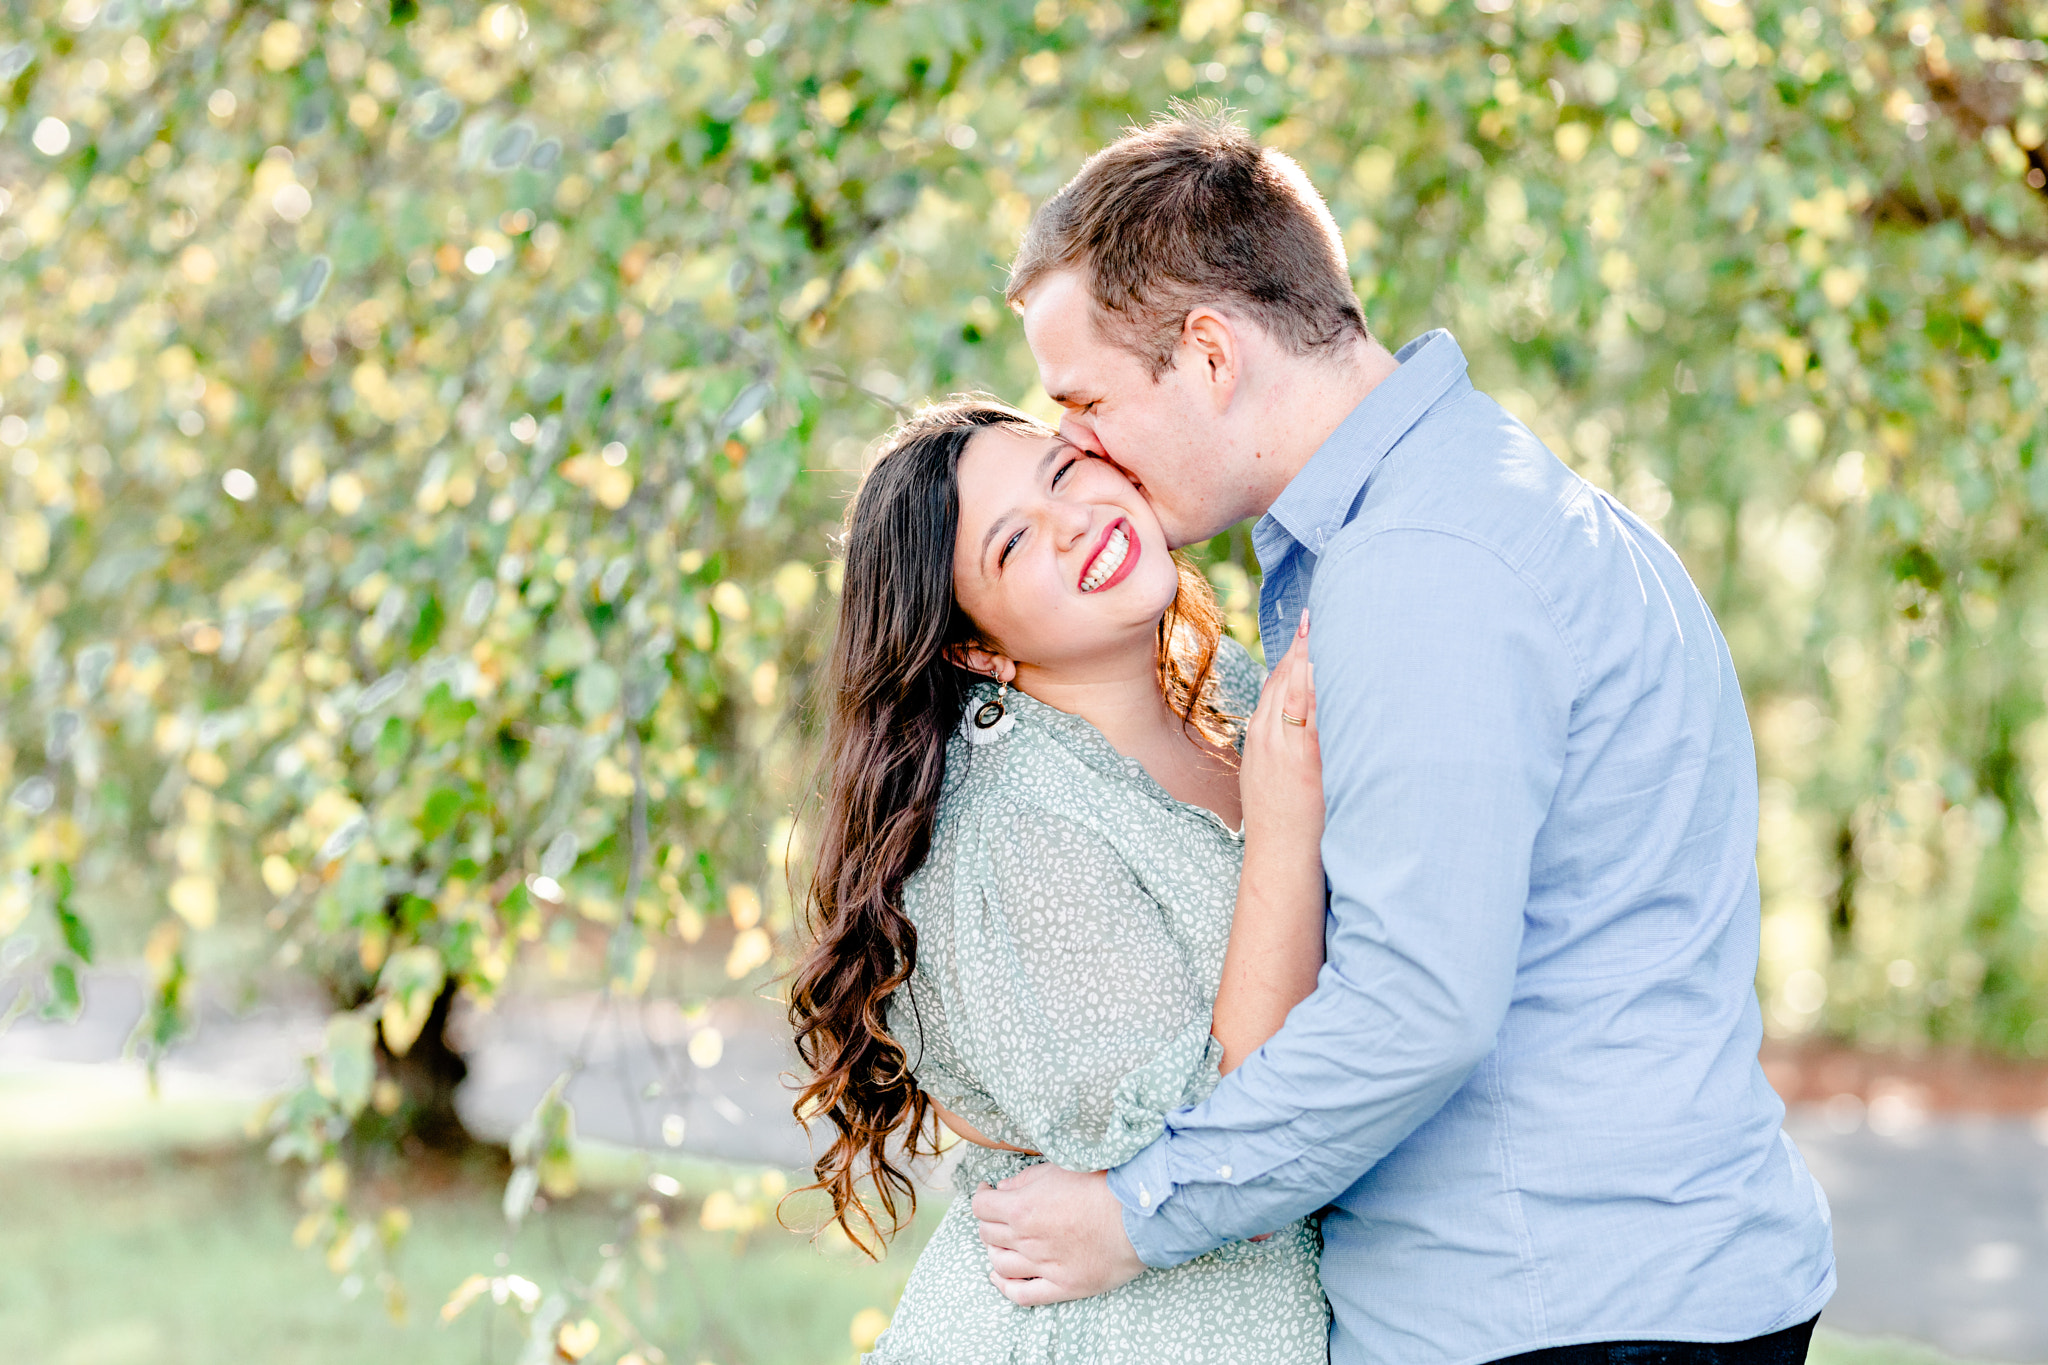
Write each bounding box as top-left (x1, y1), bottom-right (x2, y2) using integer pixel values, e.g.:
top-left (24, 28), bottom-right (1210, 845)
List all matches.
top-left (1017, 269), bottom-right (1235, 548)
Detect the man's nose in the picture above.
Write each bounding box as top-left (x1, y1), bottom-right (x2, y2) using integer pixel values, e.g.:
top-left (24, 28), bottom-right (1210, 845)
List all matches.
top-left (1057, 413), bottom-right (1104, 456)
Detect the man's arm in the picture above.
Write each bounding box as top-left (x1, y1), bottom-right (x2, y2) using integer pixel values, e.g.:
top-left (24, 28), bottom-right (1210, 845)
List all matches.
top-left (978, 529), bottom-right (1576, 1291)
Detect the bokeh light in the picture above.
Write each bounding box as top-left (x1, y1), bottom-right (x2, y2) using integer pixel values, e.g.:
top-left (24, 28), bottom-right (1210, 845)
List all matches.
top-left (0, 0), bottom-right (2044, 1359)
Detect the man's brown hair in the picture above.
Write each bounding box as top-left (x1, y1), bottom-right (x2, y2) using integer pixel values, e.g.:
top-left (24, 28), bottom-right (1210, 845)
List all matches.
top-left (1006, 107), bottom-right (1368, 378)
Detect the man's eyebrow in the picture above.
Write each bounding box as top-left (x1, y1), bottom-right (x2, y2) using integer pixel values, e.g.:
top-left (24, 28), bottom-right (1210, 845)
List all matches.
top-left (975, 442), bottom-right (1070, 571)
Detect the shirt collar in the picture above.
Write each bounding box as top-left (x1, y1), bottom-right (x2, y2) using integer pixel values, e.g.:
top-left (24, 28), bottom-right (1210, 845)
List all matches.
top-left (1255, 329), bottom-right (1473, 567)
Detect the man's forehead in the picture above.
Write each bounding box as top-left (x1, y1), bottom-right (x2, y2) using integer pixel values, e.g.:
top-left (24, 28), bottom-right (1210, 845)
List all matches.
top-left (1017, 269), bottom-right (1095, 342)
top-left (1019, 273), bottom-right (1119, 397)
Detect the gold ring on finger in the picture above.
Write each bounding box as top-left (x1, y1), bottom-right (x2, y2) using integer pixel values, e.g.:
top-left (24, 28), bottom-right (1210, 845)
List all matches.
top-left (1280, 711), bottom-right (1307, 726)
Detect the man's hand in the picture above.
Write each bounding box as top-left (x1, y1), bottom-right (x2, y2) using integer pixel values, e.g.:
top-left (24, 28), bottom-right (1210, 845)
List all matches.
top-left (970, 1165), bottom-right (1147, 1306)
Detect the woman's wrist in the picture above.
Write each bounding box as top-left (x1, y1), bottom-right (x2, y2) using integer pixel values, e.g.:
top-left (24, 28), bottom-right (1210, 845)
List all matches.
top-left (1240, 824), bottom-right (1322, 877)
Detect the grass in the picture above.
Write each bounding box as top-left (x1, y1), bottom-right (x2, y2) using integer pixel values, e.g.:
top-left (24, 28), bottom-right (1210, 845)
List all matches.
top-left (0, 1061), bottom-right (935, 1365)
top-left (0, 1143), bottom-right (940, 1365)
top-left (1808, 1334), bottom-right (1988, 1365)
top-left (0, 1062), bottom-right (1998, 1365)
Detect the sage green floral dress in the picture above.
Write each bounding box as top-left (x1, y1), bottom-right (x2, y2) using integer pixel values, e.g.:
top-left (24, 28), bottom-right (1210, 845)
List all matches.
top-left (869, 637), bottom-right (1329, 1364)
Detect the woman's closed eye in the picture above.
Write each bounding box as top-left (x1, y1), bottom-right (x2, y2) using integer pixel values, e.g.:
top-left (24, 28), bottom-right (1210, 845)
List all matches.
top-left (997, 459), bottom-right (1080, 567)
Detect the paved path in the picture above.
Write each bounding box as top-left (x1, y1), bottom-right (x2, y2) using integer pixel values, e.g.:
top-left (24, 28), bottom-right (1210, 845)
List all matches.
top-left (5, 972), bottom-right (2046, 1361)
top-left (1786, 1107), bottom-right (2048, 1362)
top-left (451, 990), bottom-right (818, 1171)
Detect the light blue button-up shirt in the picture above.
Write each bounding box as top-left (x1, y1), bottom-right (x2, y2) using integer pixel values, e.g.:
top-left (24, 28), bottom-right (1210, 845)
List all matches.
top-left (1107, 331), bottom-right (1835, 1365)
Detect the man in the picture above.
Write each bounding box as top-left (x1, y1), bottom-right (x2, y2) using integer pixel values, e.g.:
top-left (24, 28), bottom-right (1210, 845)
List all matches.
top-left (970, 111), bottom-right (1835, 1365)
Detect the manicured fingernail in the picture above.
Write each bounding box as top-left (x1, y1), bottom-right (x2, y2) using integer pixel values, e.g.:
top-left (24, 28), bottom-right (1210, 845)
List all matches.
top-left (1297, 609), bottom-right (1310, 636)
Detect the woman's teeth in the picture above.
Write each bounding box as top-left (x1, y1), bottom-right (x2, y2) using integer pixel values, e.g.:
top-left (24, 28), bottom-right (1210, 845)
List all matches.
top-left (1080, 524), bottom-right (1130, 592)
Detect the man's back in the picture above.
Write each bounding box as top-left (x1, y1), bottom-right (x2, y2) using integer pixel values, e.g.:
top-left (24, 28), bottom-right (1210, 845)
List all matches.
top-left (1112, 331), bottom-right (1835, 1365)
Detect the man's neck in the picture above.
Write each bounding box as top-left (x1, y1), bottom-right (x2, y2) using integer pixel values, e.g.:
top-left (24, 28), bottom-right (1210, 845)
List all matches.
top-left (1242, 334), bottom-right (1401, 519)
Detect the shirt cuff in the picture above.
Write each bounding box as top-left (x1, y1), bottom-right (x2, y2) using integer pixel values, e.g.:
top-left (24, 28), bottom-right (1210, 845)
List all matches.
top-left (1107, 1136), bottom-right (1221, 1269)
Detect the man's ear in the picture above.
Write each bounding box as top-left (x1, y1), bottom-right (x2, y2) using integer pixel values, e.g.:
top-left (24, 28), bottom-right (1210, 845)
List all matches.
top-left (943, 642), bottom-right (1017, 684)
top-left (1180, 306), bottom-right (1241, 413)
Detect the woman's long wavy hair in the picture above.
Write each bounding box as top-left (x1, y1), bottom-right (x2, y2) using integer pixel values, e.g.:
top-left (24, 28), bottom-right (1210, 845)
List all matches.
top-left (788, 397), bottom-right (1234, 1253)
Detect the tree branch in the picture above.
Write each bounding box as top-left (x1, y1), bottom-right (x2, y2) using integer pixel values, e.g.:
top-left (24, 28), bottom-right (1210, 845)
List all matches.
top-left (1869, 182), bottom-right (2048, 253)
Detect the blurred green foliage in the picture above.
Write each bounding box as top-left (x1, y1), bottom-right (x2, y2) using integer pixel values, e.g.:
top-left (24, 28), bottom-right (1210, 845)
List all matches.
top-left (2, 0), bottom-right (2048, 1351)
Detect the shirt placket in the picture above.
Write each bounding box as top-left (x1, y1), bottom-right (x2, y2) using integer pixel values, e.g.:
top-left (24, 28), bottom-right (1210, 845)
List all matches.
top-left (1258, 544), bottom-right (1316, 667)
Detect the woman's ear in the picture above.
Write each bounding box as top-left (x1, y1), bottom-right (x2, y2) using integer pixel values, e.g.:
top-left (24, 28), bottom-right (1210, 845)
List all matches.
top-left (943, 642), bottom-right (1017, 684)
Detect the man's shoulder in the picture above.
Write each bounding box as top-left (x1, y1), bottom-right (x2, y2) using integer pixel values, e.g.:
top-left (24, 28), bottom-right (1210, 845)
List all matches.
top-left (1325, 388), bottom-right (1587, 576)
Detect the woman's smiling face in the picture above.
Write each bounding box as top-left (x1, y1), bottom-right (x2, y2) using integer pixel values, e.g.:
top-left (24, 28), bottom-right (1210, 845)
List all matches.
top-left (951, 424), bottom-right (1181, 672)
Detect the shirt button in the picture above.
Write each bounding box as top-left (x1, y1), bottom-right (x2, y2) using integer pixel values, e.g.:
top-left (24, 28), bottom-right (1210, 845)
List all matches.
top-left (1137, 1187), bottom-right (1152, 1208)
top-left (1217, 1165), bottom-right (1232, 1179)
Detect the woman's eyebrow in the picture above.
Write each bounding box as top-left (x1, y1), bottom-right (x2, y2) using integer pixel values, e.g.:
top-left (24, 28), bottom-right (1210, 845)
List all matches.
top-left (978, 511), bottom-right (1013, 571)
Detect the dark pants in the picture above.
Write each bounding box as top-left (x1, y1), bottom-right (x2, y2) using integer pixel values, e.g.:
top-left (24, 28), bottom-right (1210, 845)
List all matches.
top-left (1487, 1316), bottom-right (1819, 1365)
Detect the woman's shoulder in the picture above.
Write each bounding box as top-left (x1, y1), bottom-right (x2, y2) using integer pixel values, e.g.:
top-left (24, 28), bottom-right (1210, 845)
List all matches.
top-left (908, 727), bottom-right (1124, 892)
top-left (1209, 632), bottom-right (1264, 721)
top-left (930, 736), bottom-right (1103, 846)
top-left (903, 781), bottom-right (1083, 941)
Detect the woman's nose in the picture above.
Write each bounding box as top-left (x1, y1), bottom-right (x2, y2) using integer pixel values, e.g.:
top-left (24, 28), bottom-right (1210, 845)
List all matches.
top-left (1052, 500), bottom-right (1093, 549)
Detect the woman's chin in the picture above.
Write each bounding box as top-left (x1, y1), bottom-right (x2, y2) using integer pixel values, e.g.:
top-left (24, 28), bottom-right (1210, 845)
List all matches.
top-left (1080, 578), bottom-right (1177, 620)
top-left (1139, 566), bottom-right (1186, 615)
top-left (1027, 606), bottom-right (1178, 669)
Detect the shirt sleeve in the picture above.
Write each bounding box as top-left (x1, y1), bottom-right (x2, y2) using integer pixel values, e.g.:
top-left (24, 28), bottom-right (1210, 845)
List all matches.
top-left (931, 803), bottom-right (1225, 1172)
top-left (1108, 527), bottom-right (1577, 1265)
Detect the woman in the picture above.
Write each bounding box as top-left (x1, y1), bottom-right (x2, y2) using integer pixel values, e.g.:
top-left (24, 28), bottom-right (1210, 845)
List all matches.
top-left (790, 398), bottom-right (1330, 1362)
